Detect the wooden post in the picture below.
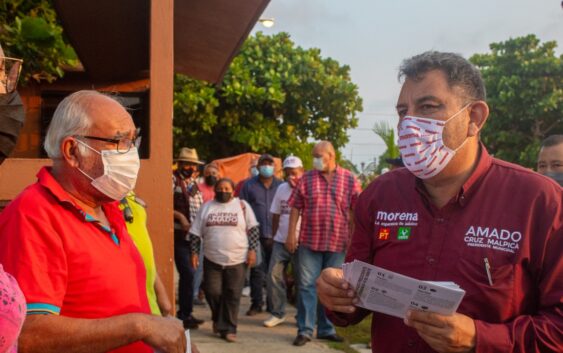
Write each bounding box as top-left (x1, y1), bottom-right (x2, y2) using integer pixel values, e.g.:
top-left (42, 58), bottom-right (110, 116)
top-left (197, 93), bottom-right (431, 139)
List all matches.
top-left (136, 0), bottom-right (176, 309)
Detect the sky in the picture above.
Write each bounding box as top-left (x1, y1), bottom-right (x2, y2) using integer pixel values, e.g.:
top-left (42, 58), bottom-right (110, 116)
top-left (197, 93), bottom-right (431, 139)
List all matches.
top-left (254, 0), bottom-right (563, 169)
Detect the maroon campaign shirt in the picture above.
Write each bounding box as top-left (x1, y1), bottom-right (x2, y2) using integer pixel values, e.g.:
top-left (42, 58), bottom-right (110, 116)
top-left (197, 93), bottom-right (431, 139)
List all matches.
top-left (328, 145), bottom-right (562, 353)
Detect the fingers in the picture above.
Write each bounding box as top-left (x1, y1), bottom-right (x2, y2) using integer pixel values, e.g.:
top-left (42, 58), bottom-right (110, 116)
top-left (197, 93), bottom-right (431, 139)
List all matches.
top-left (317, 268), bottom-right (357, 313)
top-left (317, 278), bottom-right (354, 298)
top-left (406, 310), bottom-right (448, 328)
top-left (284, 243), bottom-right (294, 253)
top-left (321, 295), bottom-right (357, 313)
top-left (405, 318), bottom-right (445, 340)
top-left (404, 312), bottom-right (476, 353)
top-left (320, 268), bottom-right (350, 289)
top-left (318, 289), bottom-right (356, 312)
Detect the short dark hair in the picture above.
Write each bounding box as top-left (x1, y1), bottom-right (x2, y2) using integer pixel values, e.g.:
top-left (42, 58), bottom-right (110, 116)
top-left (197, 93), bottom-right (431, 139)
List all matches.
top-left (214, 177), bottom-right (235, 191)
top-left (541, 135), bottom-right (563, 148)
top-left (399, 51), bottom-right (486, 101)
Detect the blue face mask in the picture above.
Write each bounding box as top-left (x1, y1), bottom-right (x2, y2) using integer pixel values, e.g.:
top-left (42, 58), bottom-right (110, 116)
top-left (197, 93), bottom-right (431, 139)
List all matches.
top-left (545, 172), bottom-right (563, 187)
top-left (259, 165), bottom-right (274, 178)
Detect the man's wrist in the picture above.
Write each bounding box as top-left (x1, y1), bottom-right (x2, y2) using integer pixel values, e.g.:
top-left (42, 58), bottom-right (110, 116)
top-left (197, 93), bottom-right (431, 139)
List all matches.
top-left (130, 313), bottom-right (149, 341)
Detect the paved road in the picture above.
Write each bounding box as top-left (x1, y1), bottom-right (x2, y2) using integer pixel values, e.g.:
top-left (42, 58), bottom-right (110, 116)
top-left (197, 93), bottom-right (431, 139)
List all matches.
top-left (190, 295), bottom-right (343, 353)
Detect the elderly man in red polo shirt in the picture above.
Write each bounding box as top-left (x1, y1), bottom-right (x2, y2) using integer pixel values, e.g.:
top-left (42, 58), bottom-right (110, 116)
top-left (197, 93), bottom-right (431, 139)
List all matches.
top-left (0, 90), bottom-right (188, 353)
top-left (285, 141), bottom-right (362, 346)
top-left (317, 51), bottom-right (562, 353)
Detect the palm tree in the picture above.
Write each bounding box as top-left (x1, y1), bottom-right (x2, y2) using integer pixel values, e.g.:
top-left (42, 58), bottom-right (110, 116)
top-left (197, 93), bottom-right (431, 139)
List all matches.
top-left (372, 121), bottom-right (399, 159)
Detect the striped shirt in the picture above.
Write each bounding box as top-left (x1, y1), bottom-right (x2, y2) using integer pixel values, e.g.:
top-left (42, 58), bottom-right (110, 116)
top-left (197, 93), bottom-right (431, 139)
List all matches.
top-left (288, 166), bottom-right (361, 252)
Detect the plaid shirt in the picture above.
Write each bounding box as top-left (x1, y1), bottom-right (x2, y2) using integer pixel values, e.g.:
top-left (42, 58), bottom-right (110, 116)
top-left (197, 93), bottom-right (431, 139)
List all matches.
top-left (188, 183), bottom-right (204, 224)
top-left (288, 166), bottom-right (361, 252)
top-left (172, 172), bottom-right (203, 226)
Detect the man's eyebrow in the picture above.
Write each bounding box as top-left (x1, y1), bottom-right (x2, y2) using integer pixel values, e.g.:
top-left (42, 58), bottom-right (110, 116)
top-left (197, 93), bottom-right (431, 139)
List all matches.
top-left (414, 95), bottom-right (443, 105)
top-left (396, 96), bottom-right (443, 111)
top-left (111, 130), bottom-right (133, 139)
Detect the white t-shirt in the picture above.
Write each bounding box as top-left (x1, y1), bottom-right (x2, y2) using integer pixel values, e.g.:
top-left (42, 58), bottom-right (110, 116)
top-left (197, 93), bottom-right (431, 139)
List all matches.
top-left (270, 182), bottom-right (301, 243)
top-left (190, 197), bottom-right (259, 266)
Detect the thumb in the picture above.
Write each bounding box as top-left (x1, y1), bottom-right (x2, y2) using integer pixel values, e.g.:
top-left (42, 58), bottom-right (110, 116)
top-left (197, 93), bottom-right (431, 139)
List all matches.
top-left (322, 268), bottom-right (348, 288)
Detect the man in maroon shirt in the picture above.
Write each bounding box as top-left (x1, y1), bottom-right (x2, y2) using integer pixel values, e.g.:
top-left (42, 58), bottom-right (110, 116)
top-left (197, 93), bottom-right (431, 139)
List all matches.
top-left (317, 51), bottom-right (562, 353)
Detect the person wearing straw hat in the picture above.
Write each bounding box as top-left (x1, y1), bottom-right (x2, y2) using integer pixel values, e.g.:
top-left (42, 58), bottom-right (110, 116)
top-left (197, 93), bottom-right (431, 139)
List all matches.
top-left (173, 147), bottom-right (205, 329)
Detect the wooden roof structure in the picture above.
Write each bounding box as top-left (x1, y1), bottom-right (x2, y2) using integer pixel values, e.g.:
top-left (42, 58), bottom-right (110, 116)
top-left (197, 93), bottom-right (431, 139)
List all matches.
top-left (53, 0), bottom-right (270, 84)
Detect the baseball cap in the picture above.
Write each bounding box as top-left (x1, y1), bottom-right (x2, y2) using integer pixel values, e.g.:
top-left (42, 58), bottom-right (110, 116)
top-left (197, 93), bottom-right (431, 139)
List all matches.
top-left (283, 155), bottom-right (303, 169)
top-left (258, 153), bottom-right (274, 164)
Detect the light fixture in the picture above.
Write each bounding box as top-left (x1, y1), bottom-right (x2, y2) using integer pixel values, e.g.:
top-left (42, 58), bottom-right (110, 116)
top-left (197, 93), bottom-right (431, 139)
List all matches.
top-left (258, 18), bottom-right (275, 28)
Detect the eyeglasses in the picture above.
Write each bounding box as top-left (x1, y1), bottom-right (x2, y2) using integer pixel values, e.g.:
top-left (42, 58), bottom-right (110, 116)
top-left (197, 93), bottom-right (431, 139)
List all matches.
top-left (75, 128), bottom-right (142, 154)
top-left (0, 57), bottom-right (23, 94)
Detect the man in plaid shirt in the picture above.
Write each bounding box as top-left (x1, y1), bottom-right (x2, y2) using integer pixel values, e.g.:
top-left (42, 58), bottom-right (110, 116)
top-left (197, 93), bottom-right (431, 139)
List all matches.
top-left (286, 141), bottom-right (361, 346)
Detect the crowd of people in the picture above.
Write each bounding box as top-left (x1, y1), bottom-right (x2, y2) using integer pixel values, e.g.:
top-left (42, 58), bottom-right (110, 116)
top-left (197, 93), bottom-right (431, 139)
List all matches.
top-left (0, 44), bottom-right (561, 353)
top-left (171, 142), bottom-right (361, 346)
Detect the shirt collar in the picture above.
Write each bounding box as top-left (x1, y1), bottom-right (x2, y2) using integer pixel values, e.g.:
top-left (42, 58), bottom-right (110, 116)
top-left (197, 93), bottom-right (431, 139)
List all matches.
top-left (38, 167), bottom-right (81, 208)
top-left (38, 167), bottom-right (120, 223)
top-left (415, 143), bottom-right (493, 208)
top-left (459, 143), bottom-right (493, 198)
top-left (313, 165), bottom-right (343, 177)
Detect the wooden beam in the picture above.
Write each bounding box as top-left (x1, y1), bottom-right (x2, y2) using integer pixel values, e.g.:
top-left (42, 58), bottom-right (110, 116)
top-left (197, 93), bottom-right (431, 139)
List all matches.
top-left (135, 0), bottom-right (176, 311)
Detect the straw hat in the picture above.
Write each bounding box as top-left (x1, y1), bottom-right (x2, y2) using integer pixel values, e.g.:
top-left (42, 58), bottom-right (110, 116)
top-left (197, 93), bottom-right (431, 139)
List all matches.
top-left (176, 147), bottom-right (204, 165)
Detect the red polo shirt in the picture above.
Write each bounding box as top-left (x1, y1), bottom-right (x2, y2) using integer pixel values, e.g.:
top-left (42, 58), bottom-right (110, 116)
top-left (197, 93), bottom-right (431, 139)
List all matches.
top-left (0, 167), bottom-right (152, 353)
top-left (329, 145), bottom-right (562, 353)
top-left (288, 166), bottom-right (362, 252)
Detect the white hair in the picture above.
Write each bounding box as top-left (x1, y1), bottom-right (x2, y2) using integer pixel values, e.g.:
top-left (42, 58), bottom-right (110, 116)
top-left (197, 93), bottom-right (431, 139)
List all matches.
top-left (44, 90), bottom-right (108, 159)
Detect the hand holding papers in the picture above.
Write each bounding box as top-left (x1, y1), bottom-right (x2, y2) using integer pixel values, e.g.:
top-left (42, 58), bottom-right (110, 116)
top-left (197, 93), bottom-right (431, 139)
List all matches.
top-left (342, 260), bottom-right (465, 319)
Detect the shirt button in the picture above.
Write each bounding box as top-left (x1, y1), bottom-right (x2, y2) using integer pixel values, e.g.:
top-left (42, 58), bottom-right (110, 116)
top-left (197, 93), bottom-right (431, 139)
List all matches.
top-left (436, 218), bottom-right (445, 223)
top-left (407, 339), bottom-right (415, 347)
top-left (426, 256), bottom-right (436, 265)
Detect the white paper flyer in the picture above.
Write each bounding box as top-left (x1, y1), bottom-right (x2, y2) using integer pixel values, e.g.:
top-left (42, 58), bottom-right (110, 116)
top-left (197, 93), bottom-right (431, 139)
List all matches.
top-left (342, 260), bottom-right (465, 319)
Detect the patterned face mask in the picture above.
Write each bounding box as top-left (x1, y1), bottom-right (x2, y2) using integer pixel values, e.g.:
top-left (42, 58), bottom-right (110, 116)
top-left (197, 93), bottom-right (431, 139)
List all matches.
top-left (0, 265), bottom-right (25, 353)
top-left (398, 104), bottom-right (469, 179)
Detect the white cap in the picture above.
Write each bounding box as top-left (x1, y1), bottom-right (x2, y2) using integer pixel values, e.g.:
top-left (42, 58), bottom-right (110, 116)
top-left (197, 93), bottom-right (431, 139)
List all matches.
top-left (283, 155), bottom-right (303, 169)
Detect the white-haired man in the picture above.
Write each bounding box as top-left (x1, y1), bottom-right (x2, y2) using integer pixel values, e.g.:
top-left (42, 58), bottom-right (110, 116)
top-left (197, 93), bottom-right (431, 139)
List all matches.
top-left (0, 90), bottom-right (189, 353)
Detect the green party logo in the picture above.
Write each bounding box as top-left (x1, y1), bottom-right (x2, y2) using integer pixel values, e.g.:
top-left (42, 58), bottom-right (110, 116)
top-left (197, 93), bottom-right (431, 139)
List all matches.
top-left (397, 227), bottom-right (411, 240)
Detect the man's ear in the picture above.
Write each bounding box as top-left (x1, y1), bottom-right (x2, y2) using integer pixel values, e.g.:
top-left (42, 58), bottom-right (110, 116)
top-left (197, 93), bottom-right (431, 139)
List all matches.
top-left (467, 101), bottom-right (489, 137)
top-left (60, 137), bottom-right (80, 167)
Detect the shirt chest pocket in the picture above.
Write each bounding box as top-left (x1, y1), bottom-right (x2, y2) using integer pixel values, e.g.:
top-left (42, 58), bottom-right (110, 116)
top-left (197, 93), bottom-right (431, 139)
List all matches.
top-left (455, 255), bottom-right (515, 320)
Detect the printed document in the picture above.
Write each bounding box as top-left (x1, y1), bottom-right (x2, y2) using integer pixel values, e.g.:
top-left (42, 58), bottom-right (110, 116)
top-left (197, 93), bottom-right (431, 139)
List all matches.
top-left (342, 260), bottom-right (465, 319)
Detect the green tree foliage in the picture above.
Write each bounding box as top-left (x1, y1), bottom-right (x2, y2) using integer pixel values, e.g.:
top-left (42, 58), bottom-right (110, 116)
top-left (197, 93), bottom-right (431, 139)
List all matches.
top-left (372, 121), bottom-right (399, 173)
top-left (470, 34), bottom-right (562, 168)
top-left (0, 0), bottom-right (78, 83)
top-left (173, 32), bottom-right (363, 164)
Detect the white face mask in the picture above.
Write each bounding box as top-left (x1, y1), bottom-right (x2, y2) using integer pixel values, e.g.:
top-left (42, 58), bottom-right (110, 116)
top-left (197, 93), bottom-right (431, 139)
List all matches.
top-left (76, 140), bottom-right (141, 200)
top-left (313, 157), bottom-right (325, 171)
top-left (398, 104), bottom-right (469, 179)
